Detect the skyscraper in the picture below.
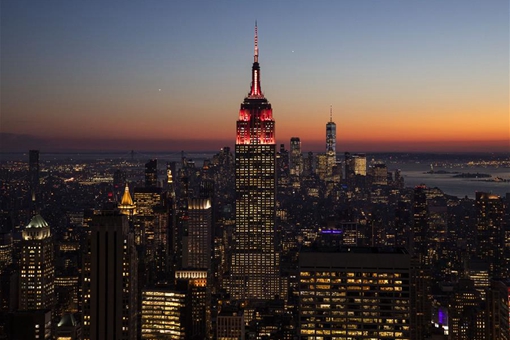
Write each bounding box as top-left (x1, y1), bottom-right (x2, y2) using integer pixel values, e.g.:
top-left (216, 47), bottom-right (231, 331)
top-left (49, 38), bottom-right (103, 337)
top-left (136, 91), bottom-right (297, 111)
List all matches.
top-left (183, 198), bottom-right (212, 270)
top-left (476, 192), bottom-right (505, 279)
top-left (141, 286), bottom-right (186, 339)
top-left (29, 150), bottom-right (39, 211)
top-left (19, 214), bottom-right (54, 311)
top-left (325, 106), bottom-right (336, 161)
top-left (145, 159), bottom-right (158, 188)
top-left (289, 137), bottom-right (303, 177)
top-left (345, 152), bottom-right (367, 179)
top-left (230, 23), bottom-right (280, 301)
top-left (82, 213), bottom-right (138, 340)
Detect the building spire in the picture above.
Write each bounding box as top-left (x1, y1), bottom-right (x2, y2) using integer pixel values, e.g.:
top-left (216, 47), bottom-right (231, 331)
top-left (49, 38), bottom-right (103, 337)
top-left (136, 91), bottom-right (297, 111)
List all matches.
top-left (254, 21), bottom-right (258, 63)
top-left (330, 105), bottom-right (333, 122)
top-left (249, 21), bottom-right (262, 98)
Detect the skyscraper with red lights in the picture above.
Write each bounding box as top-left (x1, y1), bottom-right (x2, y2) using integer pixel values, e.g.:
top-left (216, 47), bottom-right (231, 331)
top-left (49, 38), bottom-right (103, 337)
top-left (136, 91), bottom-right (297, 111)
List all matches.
top-left (230, 23), bottom-right (280, 301)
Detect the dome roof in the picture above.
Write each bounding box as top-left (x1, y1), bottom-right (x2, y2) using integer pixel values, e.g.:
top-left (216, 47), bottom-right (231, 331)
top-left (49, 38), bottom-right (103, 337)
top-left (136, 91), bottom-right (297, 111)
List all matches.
top-left (26, 215), bottom-right (49, 229)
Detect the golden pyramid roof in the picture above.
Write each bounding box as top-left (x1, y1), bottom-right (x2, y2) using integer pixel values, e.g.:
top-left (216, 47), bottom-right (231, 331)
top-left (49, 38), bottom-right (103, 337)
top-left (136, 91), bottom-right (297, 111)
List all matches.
top-left (120, 183), bottom-right (134, 206)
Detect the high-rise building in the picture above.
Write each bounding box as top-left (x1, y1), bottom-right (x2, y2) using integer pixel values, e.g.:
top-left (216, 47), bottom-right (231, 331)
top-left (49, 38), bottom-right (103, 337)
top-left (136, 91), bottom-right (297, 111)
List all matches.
top-left (448, 279), bottom-right (485, 340)
top-left (175, 270), bottom-right (210, 339)
top-left (298, 246), bottom-right (412, 339)
top-left (326, 106), bottom-right (337, 180)
top-left (183, 198), bottom-right (212, 270)
top-left (29, 150), bottom-right (40, 210)
top-left (476, 192), bottom-right (505, 278)
top-left (345, 152), bottom-right (367, 179)
top-left (133, 187), bottom-right (162, 249)
top-left (325, 106), bottom-right (336, 162)
top-left (82, 213), bottom-right (138, 340)
top-left (118, 183), bottom-right (136, 217)
top-left (412, 185), bottom-right (429, 262)
top-left (289, 137), bottom-right (303, 177)
top-left (486, 279), bottom-right (510, 340)
top-left (141, 286), bottom-right (186, 339)
top-left (19, 214), bottom-right (54, 311)
top-left (217, 309), bottom-right (245, 340)
top-left (369, 163), bottom-right (388, 186)
top-left (145, 159), bottom-right (158, 188)
top-left (230, 23), bottom-right (280, 301)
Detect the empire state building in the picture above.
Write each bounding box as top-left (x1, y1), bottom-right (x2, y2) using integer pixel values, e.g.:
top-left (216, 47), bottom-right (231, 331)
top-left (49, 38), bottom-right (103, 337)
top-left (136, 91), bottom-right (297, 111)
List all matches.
top-left (230, 23), bottom-right (280, 301)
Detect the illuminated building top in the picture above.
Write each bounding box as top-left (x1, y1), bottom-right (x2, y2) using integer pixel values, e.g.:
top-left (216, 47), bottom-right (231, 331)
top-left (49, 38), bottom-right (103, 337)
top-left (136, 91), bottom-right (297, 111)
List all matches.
top-left (26, 214), bottom-right (49, 229)
top-left (236, 22), bottom-right (275, 145)
top-left (23, 214), bottom-right (51, 240)
top-left (120, 183), bottom-right (134, 206)
top-left (249, 21), bottom-right (262, 98)
top-left (118, 183), bottom-right (136, 216)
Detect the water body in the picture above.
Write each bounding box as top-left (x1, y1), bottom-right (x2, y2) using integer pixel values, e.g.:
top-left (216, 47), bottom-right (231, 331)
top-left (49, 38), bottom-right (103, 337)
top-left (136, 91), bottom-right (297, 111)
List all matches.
top-left (388, 163), bottom-right (510, 199)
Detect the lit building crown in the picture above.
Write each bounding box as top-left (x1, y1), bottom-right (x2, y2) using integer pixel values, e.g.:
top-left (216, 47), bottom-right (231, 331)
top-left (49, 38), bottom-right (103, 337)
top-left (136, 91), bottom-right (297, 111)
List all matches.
top-left (23, 214), bottom-right (51, 240)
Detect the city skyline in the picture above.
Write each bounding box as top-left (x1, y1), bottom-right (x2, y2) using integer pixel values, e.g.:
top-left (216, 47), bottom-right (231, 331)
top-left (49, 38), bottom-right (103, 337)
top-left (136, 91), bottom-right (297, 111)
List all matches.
top-left (1, 1), bottom-right (508, 153)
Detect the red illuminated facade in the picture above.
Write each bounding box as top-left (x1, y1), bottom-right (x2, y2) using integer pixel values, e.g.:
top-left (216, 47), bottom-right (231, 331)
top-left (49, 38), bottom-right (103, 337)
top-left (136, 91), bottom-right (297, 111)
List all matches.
top-left (236, 23), bottom-right (275, 145)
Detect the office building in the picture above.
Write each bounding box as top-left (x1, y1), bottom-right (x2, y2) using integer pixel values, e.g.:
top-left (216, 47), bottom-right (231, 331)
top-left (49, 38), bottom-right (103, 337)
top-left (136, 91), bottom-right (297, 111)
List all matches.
top-left (413, 185), bottom-right (429, 263)
top-left (230, 23), bottom-right (280, 301)
top-left (145, 159), bottom-right (158, 188)
top-left (325, 106), bottom-right (336, 162)
top-left (133, 187), bottom-right (162, 251)
top-left (326, 106), bottom-right (337, 179)
top-left (345, 152), bottom-right (367, 178)
top-left (448, 279), bottom-right (485, 340)
top-left (476, 192), bottom-right (505, 278)
top-left (298, 246), bottom-right (412, 339)
top-left (217, 308), bottom-right (245, 340)
top-left (176, 270), bottom-right (210, 339)
top-left (486, 280), bottom-right (510, 340)
top-left (19, 214), bottom-right (54, 311)
top-left (141, 287), bottom-right (186, 339)
top-left (183, 198), bottom-right (212, 270)
top-left (82, 213), bottom-right (138, 340)
top-left (369, 163), bottom-right (388, 186)
top-left (290, 137), bottom-right (303, 177)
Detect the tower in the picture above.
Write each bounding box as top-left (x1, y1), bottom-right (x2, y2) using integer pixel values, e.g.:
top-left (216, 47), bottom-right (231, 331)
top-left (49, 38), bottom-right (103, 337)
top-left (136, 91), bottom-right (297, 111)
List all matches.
top-left (230, 23), bottom-right (280, 301)
top-left (325, 105), bottom-right (336, 165)
top-left (19, 215), bottom-right (54, 311)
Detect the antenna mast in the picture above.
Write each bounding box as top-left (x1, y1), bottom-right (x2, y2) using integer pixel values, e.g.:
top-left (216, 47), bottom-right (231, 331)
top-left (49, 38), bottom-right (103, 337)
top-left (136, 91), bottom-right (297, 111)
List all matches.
top-left (254, 21), bottom-right (258, 63)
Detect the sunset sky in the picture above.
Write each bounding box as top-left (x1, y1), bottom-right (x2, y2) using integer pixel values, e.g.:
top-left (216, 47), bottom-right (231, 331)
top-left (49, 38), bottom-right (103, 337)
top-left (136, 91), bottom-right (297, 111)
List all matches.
top-left (1, 1), bottom-right (508, 153)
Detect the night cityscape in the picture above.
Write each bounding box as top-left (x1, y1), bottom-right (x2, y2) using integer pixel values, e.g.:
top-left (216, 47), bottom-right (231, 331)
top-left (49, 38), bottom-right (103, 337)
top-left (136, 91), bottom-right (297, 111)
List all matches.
top-left (1, 1), bottom-right (509, 340)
